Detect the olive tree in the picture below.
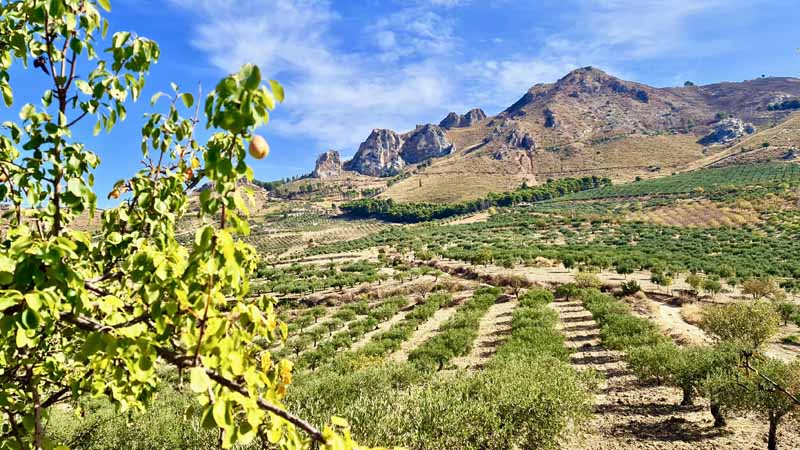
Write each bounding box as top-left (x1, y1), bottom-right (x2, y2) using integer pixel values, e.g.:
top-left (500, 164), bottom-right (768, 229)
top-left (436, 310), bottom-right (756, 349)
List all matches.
top-left (700, 301), bottom-right (780, 351)
top-left (706, 359), bottom-right (800, 450)
top-left (0, 2), bottom-right (369, 449)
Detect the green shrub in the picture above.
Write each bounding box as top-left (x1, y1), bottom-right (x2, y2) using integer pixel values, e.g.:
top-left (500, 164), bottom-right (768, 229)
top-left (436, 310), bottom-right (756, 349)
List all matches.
top-left (600, 314), bottom-right (667, 350)
top-left (519, 288), bottom-right (555, 307)
top-left (700, 301), bottom-right (780, 351)
top-left (621, 280), bottom-right (642, 296)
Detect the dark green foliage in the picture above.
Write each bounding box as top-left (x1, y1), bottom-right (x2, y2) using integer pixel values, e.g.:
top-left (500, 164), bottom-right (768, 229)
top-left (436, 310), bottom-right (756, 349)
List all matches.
top-left (341, 176), bottom-right (611, 223)
top-left (767, 98), bottom-right (800, 111)
top-left (408, 291), bottom-right (499, 371)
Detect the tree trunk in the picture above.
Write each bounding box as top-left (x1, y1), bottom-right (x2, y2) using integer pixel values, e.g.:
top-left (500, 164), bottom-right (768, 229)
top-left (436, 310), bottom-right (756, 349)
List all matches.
top-left (710, 403), bottom-right (726, 428)
top-left (681, 387), bottom-right (694, 406)
top-left (768, 414), bottom-right (779, 450)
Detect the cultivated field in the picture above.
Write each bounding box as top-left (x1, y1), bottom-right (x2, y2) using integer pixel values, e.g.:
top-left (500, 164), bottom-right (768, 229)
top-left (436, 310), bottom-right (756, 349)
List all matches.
top-left (56, 162), bottom-right (800, 449)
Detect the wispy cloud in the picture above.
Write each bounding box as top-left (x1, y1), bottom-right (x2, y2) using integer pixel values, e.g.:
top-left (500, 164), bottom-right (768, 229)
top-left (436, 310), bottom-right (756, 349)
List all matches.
top-left (169, 0), bottom-right (459, 152)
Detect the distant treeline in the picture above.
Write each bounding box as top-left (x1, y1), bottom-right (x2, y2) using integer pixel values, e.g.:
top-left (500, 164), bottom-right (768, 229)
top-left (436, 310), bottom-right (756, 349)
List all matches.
top-left (340, 176), bottom-right (611, 223)
top-left (767, 98), bottom-right (800, 111)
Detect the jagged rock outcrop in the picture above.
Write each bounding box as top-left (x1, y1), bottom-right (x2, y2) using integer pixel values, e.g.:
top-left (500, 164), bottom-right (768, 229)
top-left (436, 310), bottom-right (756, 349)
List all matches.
top-left (439, 112), bottom-right (461, 129)
top-left (344, 129), bottom-right (405, 177)
top-left (312, 150), bottom-right (343, 178)
top-left (439, 108), bottom-right (487, 129)
top-left (698, 118), bottom-right (756, 146)
top-left (401, 124), bottom-right (454, 164)
top-left (507, 130), bottom-right (536, 150)
top-left (343, 124), bottom-right (456, 176)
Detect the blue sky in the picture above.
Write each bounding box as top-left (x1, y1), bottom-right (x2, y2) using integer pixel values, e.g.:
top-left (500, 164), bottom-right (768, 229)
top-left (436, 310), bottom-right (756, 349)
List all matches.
top-left (4, 0), bottom-right (800, 206)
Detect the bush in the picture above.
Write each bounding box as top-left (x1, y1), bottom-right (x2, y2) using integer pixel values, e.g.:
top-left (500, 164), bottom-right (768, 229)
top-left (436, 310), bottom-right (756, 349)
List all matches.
top-left (621, 280), bottom-right (642, 296)
top-left (575, 272), bottom-right (602, 289)
top-left (600, 314), bottom-right (667, 350)
top-left (700, 301), bottom-right (780, 351)
top-left (628, 342), bottom-right (679, 385)
top-left (519, 288), bottom-right (555, 307)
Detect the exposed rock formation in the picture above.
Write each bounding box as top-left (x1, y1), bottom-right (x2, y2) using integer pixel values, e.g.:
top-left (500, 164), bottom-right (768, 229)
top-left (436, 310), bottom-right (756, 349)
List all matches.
top-left (344, 129), bottom-right (405, 177)
top-left (401, 124), bottom-right (454, 164)
top-left (439, 112), bottom-right (461, 129)
top-left (698, 118), bottom-right (756, 146)
top-left (507, 130), bottom-right (536, 150)
top-left (312, 150), bottom-right (343, 178)
top-left (343, 124), bottom-right (456, 177)
top-left (439, 108), bottom-right (487, 129)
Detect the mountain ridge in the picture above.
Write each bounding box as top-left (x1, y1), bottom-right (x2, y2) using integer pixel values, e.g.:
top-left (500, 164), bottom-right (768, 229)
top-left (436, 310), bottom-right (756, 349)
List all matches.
top-left (301, 67), bottom-right (800, 203)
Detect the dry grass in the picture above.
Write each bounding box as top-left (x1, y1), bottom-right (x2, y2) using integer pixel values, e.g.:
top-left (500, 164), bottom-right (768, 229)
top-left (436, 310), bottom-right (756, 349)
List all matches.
top-left (680, 302), bottom-right (704, 326)
top-left (627, 199), bottom-right (761, 228)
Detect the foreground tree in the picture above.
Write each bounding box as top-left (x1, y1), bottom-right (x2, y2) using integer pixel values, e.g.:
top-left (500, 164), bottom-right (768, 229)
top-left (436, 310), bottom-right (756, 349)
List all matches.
top-left (708, 359), bottom-right (800, 450)
top-left (0, 2), bottom-right (373, 449)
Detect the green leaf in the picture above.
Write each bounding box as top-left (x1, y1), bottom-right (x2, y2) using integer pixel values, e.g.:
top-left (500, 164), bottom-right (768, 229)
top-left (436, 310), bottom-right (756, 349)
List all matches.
top-left (150, 92), bottom-right (167, 106)
top-left (82, 332), bottom-right (104, 356)
top-left (189, 367), bottom-right (212, 393)
top-left (268, 80), bottom-right (284, 103)
top-left (97, 0), bottom-right (112, 12)
top-left (49, 0), bottom-right (65, 17)
top-left (1, 84), bottom-right (12, 107)
top-left (212, 400), bottom-right (231, 427)
top-left (331, 416), bottom-right (349, 428)
top-left (241, 64), bottom-right (261, 91)
top-left (19, 308), bottom-right (39, 330)
top-left (180, 93), bottom-right (194, 109)
top-left (0, 297), bottom-right (18, 312)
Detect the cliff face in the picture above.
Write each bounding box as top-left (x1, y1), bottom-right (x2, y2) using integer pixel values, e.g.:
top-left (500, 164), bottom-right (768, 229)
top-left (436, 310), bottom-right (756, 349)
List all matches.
top-left (312, 150), bottom-right (343, 178)
top-left (343, 125), bottom-right (455, 176)
top-left (400, 124), bottom-right (454, 164)
top-left (344, 129), bottom-right (405, 177)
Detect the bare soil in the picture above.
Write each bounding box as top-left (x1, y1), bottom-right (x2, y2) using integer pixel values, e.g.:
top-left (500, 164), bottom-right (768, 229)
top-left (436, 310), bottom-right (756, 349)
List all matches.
top-left (551, 297), bottom-right (800, 450)
top-left (451, 297), bottom-right (517, 370)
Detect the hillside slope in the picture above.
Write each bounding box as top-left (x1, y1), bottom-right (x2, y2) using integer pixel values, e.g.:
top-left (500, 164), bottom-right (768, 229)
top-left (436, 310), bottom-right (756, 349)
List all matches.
top-left (291, 68), bottom-right (800, 203)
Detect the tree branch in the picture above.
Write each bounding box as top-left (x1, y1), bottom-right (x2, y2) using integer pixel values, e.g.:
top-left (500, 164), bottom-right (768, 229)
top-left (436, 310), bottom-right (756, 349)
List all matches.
top-left (744, 358), bottom-right (800, 406)
top-left (60, 313), bottom-right (327, 444)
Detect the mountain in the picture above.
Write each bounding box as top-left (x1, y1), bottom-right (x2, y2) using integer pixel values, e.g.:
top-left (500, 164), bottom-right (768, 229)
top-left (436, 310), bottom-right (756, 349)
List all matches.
top-left (301, 67), bottom-right (800, 203)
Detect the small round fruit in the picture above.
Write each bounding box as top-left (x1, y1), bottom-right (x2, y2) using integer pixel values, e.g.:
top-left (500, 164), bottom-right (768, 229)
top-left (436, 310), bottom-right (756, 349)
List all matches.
top-left (249, 135), bottom-right (270, 160)
top-left (0, 172), bottom-right (7, 183)
top-left (108, 189), bottom-right (120, 200)
top-left (185, 168), bottom-right (194, 181)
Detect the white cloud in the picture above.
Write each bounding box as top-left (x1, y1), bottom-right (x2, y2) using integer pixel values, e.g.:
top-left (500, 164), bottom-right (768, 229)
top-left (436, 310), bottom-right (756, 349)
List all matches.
top-left (169, 0), bottom-right (456, 152)
top-left (369, 8), bottom-right (457, 62)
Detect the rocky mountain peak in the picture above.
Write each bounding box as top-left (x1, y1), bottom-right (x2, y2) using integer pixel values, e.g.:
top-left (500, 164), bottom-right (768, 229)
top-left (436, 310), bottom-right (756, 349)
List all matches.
top-left (439, 108), bottom-right (487, 129)
top-left (312, 150), bottom-right (343, 178)
top-left (344, 129), bottom-right (405, 177)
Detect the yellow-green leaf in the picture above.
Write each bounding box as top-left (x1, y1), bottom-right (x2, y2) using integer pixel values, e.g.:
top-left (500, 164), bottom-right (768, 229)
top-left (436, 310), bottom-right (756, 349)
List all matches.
top-left (189, 367), bottom-right (212, 393)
